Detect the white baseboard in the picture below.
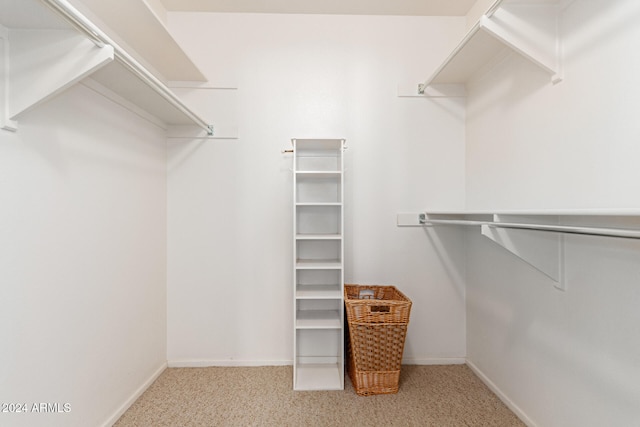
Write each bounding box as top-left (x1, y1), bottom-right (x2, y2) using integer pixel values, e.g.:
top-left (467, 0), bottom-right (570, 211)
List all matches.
top-left (404, 357), bottom-right (466, 365)
top-left (101, 362), bottom-right (167, 427)
top-left (168, 358), bottom-right (465, 367)
top-left (466, 359), bottom-right (537, 427)
top-left (168, 357), bottom-right (467, 368)
top-left (167, 359), bottom-right (293, 368)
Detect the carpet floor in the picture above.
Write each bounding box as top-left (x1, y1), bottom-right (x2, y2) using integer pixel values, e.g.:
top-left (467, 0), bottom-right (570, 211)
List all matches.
top-left (114, 365), bottom-right (525, 426)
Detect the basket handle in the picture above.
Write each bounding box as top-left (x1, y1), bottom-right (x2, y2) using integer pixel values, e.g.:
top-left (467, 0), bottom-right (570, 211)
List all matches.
top-left (370, 305), bottom-right (390, 313)
top-left (358, 289), bottom-right (375, 299)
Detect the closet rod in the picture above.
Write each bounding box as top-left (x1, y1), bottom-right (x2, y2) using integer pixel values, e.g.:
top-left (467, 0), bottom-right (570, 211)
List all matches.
top-left (40, 0), bottom-right (214, 136)
top-left (480, 0), bottom-right (506, 19)
top-left (424, 219), bottom-right (640, 240)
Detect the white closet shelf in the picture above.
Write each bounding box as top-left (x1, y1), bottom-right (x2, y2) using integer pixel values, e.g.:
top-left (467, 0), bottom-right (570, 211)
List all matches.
top-left (296, 202), bottom-right (342, 206)
top-left (296, 310), bottom-right (341, 329)
top-left (1, 0), bottom-right (212, 134)
top-left (296, 234), bottom-right (342, 240)
top-left (82, 62), bottom-right (207, 128)
top-left (293, 138), bottom-right (345, 152)
top-left (67, 0), bottom-right (206, 82)
top-left (296, 171), bottom-right (342, 178)
top-left (420, 0), bottom-right (563, 91)
top-left (295, 259), bottom-right (342, 270)
top-left (296, 285), bottom-right (342, 299)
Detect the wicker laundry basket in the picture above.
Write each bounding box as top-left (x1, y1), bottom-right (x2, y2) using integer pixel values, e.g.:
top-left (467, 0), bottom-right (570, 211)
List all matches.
top-left (344, 285), bottom-right (412, 396)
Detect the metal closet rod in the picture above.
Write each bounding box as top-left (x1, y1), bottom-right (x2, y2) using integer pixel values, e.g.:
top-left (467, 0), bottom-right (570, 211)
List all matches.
top-left (423, 219), bottom-right (640, 240)
top-left (41, 0), bottom-right (214, 136)
top-left (482, 0), bottom-right (507, 18)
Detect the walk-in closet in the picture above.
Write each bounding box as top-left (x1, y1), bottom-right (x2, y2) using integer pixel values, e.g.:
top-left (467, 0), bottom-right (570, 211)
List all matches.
top-left (1, 1), bottom-right (638, 426)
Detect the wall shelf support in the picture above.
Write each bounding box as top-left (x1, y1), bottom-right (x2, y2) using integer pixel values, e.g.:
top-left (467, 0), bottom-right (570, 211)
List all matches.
top-left (10, 29), bottom-right (114, 121)
top-left (1, 25), bottom-right (113, 131)
top-left (481, 216), bottom-right (565, 290)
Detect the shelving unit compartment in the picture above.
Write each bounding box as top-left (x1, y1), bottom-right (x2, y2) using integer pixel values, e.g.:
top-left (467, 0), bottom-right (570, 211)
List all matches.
top-left (297, 269), bottom-right (341, 285)
top-left (295, 328), bottom-right (343, 390)
top-left (296, 310), bottom-right (341, 329)
top-left (296, 155), bottom-right (341, 172)
top-left (296, 205), bottom-right (342, 235)
top-left (296, 299), bottom-right (342, 329)
top-left (296, 270), bottom-right (342, 299)
top-left (295, 175), bottom-right (342, 203)
top-left (296, 329), bottom-right (341, 362)
top-left (295, 139), bottom-right (343, 172)
top-left (296, 284), bottom-right (342, 299)
top-left (295, 363), bottom-right (343, 391)
top-left (296, 240), bottom-right (341, 263)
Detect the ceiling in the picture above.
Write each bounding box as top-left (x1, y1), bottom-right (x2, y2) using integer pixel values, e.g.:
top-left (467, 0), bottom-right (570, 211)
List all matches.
top-left (0, 0), bottom-right (479, 31)
top-left (157, 0), bottom-right (479, 16)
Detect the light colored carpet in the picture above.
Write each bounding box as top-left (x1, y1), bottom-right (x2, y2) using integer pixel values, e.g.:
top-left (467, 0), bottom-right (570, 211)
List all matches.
top-left (114, 365), bottom-right (525, 426)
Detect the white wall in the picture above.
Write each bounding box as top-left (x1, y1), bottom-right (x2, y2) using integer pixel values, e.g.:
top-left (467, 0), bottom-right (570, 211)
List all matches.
top-left (464, 0), bottom-right (640, 426)
top-left (466, 0), bottom-right (640, 211)
top-left (0, 84), bottom-right (167, 427)
top-left (166, 13), bottom-right (468, 365)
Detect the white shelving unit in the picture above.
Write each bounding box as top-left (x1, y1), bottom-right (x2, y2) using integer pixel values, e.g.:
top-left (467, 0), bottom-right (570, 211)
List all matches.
top-left (0, 0), bottom-right (212, 134)
top-left (292, 138), bottom-right (345, 391)
top-left (419, 0), bottom-right (565, 94)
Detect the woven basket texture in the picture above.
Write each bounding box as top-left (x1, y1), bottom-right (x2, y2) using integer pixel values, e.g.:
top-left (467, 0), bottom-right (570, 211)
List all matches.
top-left (345, 285), bottom-right (411, 324)
top-left (344, 285), bottom-right (412, 396)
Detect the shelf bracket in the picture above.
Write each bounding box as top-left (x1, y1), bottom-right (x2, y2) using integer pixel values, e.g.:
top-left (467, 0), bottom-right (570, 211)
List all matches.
top-left (2, 28), bottom-right (113, 131)
top-left (482, 3), bottom-right (563, 84)
top-left (398, 82), bottom-right (466, 97)
top-left (481, 215), bottom-right (565, 290)
top-left (166, 124), bottom-right (238, 140)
